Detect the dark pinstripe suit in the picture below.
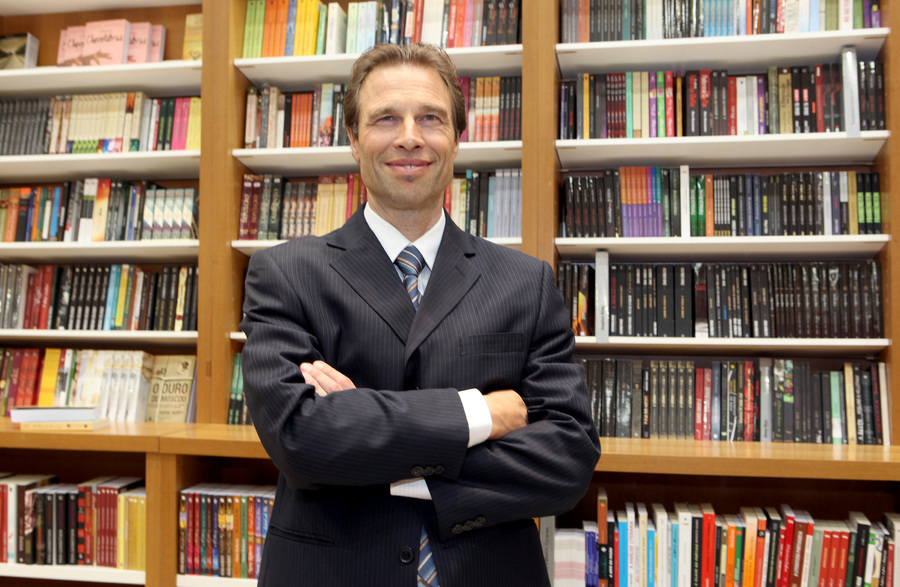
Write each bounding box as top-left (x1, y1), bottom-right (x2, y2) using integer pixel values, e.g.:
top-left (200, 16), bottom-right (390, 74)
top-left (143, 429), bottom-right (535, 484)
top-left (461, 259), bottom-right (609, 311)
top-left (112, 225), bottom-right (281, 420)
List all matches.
top-left (240, 206), bottom-right (601, 586)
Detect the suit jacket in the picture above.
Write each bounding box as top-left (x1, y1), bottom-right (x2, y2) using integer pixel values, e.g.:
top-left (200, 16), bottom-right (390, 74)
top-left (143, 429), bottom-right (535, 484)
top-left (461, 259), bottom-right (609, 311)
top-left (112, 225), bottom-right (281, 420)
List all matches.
top-left (240, 206), bottom-right (601, 586)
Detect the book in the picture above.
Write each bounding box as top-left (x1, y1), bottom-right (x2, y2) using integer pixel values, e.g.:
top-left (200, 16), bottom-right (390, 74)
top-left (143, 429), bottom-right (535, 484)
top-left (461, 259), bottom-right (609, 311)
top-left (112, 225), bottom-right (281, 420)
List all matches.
top-left (145, 355), bottom-right (198, 423)
top-left (0, 33), bottom-right (39, 69)
top-left (82, 20), bottom-right (131, 66)
top-left (183, 13), bottom-right (203, 60)
top-left (9, 404), bottom-right (103, 423)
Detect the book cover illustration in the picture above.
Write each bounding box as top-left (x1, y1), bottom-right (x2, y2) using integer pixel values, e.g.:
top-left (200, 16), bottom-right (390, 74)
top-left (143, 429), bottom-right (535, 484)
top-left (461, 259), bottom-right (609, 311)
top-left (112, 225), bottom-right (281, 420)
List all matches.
top-left (82, 19), bottom-right (130, 66)
top-left (182, 14), bottom-right (203, 60)
top-left (0, 33), bottom-right (39, 69)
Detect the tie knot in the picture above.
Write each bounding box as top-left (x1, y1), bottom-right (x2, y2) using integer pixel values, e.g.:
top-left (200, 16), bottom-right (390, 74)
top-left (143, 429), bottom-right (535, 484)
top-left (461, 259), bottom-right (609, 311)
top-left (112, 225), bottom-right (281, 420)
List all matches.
top-left (396, 245), bottom-right (425, 277)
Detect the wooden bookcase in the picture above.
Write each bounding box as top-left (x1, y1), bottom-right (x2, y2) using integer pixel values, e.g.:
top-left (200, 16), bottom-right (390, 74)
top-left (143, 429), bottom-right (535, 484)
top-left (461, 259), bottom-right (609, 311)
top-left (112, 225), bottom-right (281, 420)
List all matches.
top-left (0, 0), bottom-right (898, 585)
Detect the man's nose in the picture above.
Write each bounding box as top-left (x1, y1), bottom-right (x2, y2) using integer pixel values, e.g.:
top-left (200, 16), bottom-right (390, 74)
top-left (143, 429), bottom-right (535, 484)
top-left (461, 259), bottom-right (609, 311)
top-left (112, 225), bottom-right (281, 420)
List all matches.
top-left (395, 117), bottom-right (424, 148)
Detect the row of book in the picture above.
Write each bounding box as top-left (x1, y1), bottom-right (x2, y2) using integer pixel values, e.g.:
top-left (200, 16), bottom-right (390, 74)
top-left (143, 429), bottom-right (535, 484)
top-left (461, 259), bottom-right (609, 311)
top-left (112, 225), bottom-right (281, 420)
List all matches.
top-left (0, 93), bottom-right (202, 157)
top-left (178, 483), bottom-right (276, 578)
top-left (559, 259), bottom-right (883, 339)
top-left (0, 180), bottom-right (198, 244)
top-left (0, 474), bottom-right (147, 570)
top-left (241, 0), bottom-right (521, 58)
top-left (0, 350), bottom-right (198, 425)
top-left (55, 20), bottom-right (166, 67)
top-left (559, 53), bottom-right (883, 140)
top-left (581, 356), bottom-right (889, 445)
top-left (227, 353), bottom-right (251, 426)
top-left (560, 168), bottom-right (882, 238)
top-left (243, 75), bottom-right (521, 150)
top-left (550, 497), bottom-right (900, 587)
top-left (0, 263), bottom-right (199, 333)
top-left (239, 168), bottom-right (523, 240)
top-left (559, 0), bottom-right (882, 43)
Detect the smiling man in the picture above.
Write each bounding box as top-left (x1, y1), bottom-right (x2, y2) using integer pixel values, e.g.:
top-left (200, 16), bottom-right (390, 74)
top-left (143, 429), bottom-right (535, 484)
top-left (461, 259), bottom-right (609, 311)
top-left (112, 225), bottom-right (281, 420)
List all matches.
top-left (240, 43), bottom-right (600, 587)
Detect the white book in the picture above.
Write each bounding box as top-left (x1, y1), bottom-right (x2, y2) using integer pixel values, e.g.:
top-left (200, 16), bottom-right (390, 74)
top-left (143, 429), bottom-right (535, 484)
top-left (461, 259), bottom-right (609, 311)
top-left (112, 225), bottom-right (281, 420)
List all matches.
top-left (798, 0), bottom-right (810, 32)
top-left (139, 95), bottom-right (153, 151)
top-left (758, 357), bottom-right (773, 442)
top-left (878, 362), bottom-right (890, 446)
top-left (345, 1), bottom-right (358, 53)
top-left (735, 76), bottom-right (748, 135)
top-left (838, 0), bottom-right (853, 29)
top-left (841, 46), bottom-right (860, 137)
top-left (673, 502), bottom-right (692, 587)
top-left (822, 170), bottom-right (833, 235)
top-left (783, 0), bottom-right (800, 31)
top-left (652, 504), bottom-right (670, 587)
top-left (746, 75), bottom-right (758, 135)
top-left (325, 2), bottom-right (348, 55)
top-left (594, 251), bottom-right (610, 343)
top-left (364, 1), bottom-right (378, 52)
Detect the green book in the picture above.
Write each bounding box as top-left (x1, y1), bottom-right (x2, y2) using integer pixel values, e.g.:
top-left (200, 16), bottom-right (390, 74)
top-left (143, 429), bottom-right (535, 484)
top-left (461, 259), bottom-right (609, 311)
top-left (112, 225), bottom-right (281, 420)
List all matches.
top-left (625, 72), bottom-right (634, 138)
top-left (316, 3), bottom-right (327, 55)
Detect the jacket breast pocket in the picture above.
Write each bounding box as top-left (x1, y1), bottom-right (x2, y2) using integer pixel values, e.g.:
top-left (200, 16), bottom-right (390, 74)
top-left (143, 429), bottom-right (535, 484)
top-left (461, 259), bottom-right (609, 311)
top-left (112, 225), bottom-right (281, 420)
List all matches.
top-left (459, 332), bottom-right (526, 356)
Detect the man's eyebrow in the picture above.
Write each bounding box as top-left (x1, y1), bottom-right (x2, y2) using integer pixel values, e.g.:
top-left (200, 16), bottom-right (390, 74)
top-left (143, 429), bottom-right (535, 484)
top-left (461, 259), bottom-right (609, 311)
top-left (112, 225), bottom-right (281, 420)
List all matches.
top-left (366, 103), bottom-right (451, 120)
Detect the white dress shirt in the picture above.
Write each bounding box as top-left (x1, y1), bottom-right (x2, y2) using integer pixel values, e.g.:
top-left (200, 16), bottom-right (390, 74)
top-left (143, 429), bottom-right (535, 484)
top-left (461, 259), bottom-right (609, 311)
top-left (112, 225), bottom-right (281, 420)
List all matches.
top-left (364, 204), bottom-right (492, 500)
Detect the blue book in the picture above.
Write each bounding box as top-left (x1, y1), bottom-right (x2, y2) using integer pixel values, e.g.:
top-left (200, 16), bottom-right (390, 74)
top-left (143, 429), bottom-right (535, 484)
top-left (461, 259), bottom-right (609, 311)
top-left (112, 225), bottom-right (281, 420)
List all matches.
top-left (584, 522), bottom-right (599, 587)
top-left (103, 265), bottom-right (121, 331)
top-left (670, 513), bottom-right (679, 587)
top-left (284, 0), bottom-right (298, 56)
top-left (647, 521), bottom-right (656, 587)
top-left (618, 513), bottom-right (629, 587)
top-left (49, 186), bottom-right (61, 240)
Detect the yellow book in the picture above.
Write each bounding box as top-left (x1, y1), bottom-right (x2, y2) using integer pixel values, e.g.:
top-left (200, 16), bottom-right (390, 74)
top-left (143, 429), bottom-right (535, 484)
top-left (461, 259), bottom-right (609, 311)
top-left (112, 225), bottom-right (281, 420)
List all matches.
top-left (117, 491), bottom-right (127, 569)
top-left (332, 175), bottom-right (348, 232)
top-left (843, 362), bottom-right (857, 444)
top-left (91, 178), bottom-right (111, 242)
top-left (314, 175), bottom-right (334, 236)
top-left (174, 265), bottom-right (188, 332)
top-left (306, 0), bottom-right (322, 55)
top-left (293, 0), bottom-right (307, 56)
top-left (182, 13), bottom-right (203, 60)
top-left (36, 348), bottom-right (62, 406)
top-left (19, 419), bottom-right (110, 431)
top-left (186, 97), bottom-right (202, 150)
top-left (114, 264), bottom-right (130, 330)
top-left (475, 77), bottom-right (485, 142)
top-left (847, 171), bottom-right (858, 235)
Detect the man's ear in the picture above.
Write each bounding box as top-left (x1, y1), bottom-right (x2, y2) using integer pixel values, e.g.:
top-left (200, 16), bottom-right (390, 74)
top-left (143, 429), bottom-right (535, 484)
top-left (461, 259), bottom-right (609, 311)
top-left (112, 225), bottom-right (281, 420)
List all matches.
top-left (347, 128), bottom-right (361, 163)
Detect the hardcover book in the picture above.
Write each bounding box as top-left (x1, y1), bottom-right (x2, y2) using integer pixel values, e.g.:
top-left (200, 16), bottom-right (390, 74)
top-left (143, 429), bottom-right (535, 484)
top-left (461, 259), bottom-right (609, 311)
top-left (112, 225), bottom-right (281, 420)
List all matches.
top-left (0, 33), bottom-right (39, 69)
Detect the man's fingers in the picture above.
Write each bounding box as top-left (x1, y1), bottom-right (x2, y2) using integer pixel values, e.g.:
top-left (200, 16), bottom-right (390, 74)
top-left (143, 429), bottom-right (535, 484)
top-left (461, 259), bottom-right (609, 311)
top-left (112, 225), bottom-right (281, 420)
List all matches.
top-left (299, 361), bottom-right (357, 394)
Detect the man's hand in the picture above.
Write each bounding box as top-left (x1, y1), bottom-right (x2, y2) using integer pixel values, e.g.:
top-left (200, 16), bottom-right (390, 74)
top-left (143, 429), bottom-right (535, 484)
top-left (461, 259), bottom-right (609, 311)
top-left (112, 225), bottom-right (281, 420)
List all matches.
top-left (483, 389), bottom-right (528, 439)
top-left (300, 361), bottom-right (356, 396)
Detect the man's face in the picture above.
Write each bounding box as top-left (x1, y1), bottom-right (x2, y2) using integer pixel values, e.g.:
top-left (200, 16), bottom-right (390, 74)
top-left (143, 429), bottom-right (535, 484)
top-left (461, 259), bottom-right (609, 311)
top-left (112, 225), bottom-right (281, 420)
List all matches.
top-left (348, 64), bottom-right (459, 217)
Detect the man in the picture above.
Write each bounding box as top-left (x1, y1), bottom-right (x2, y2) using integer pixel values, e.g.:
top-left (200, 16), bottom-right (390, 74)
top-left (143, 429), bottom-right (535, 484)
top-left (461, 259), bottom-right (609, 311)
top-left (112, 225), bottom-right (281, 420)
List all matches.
top-left (241, 43), bottom-right (600, 586)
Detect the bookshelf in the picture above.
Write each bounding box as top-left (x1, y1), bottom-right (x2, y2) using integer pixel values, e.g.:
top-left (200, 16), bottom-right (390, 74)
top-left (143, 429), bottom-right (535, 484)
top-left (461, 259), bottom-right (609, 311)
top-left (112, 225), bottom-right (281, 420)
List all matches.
top-left (0, 1), bottom-right (897, 586)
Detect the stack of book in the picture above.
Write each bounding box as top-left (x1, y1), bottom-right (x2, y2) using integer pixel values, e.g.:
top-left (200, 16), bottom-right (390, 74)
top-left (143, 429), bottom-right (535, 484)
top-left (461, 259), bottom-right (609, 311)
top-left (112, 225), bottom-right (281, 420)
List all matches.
top-left (0, 350), bottom-right (197, 424)
top-left (551, 492), bottom-right (899, 587)
top-left (0, 93), bottom-right (201, 156)
top-left (579, 356), bottom-right (890, 444)
top-left (240, 0), bottom-right (521, 58)
top-left (559, 52), bottom-right (884, 140)
top-left (178, 483), bottom-right (277, 578)
top-left (0, 263), bottom-right (199, 333)
top-left (57, 20), bottom-right (165, 66)
top-left (0, 473), bottom-right (146, 570)
top-left (560, 0), bottom-right (883, 42)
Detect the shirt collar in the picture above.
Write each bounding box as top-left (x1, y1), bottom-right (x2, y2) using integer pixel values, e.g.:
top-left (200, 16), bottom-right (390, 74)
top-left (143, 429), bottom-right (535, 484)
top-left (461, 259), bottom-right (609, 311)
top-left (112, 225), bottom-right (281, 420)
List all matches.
top-left (364, 203), bottom-right (445, 270)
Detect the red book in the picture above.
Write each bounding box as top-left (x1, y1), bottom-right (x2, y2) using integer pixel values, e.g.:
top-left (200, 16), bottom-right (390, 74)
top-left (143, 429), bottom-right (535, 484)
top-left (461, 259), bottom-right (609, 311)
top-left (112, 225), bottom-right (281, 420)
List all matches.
top-left (413, 0), bottom-right (424, 43)
top-left (38, 265), bottom-right (53, 329)
top-left (814, 65), bottom-right (826, 133)
top-left (699, 69), bottom-right (712, 136)
top-left (700, 503), bottom-right (716, 587)
top-left (694, 366), bottom-right (705, 440)
top-left (447, 0), bottom-right (459, 47)
top-left (743, 360), bottom-right (756, 441)
top-left (702, 368), bottom-right (713, 440)
top-left (728, 76), bottom-right (738, 135)
top-left (779, 505), bottom-right (797, 587)
top-left (247, 496), bottom-right (256, 578)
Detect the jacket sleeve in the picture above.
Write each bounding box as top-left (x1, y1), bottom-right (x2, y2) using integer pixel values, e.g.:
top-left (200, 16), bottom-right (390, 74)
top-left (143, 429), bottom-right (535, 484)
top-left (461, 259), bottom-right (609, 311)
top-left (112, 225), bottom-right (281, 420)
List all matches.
top-left (426, 261), bottom-right (602, 541)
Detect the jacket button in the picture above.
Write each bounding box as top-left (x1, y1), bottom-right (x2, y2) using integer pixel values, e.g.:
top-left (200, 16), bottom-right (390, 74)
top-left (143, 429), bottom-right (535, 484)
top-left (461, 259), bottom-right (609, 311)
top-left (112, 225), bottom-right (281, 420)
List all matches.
top-left (463, 520), bottom-right (475, 531)
top-left (399, 546), bottom-right (414, 564)
top-left (451, 524), bottom-right (464, 535)
top-left (434, 465), bottom-right (445, 475)
top-left (423, 466), bottom-right (435, 476)
top-left (473, 516), bottom-right (485, 527)
top-left (411, 466), bottom-right (425, 477)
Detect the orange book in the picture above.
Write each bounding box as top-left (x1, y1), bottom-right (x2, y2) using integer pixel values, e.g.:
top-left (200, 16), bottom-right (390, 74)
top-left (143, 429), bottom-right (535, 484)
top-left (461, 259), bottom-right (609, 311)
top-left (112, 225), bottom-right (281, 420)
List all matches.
top-left (413, 0), bottom-right (424, 43)
top-left (598, 489), bottom-right (609, 587)
top-left (474, 77), bottom-right (485, 142)
top-left (724, 515), bottom-right (739, 587)
top-left (261, 0), bottom-right (278, 57)
top-left (298, 93), bottom-right (311, 147)
top-left (272, 0), bottom-right (289, 56)
top-left (490, 76), bottom-right (500, 141)
top-left (4, 189), bottom-right (21, 241)
top-left (92, 178), bottom-right (112, 242)
top-left (675, 72), bottom-right (683, 137)
top-left (704, 174), bottom-right (714, 236)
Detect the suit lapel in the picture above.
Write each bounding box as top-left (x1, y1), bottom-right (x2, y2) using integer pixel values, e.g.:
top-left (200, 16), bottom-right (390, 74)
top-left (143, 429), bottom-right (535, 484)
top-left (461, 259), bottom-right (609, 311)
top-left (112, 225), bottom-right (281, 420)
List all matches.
top-left (328, 209), bottom-right (415, 343)
top-left (404, 217), bottom-right (481, 363)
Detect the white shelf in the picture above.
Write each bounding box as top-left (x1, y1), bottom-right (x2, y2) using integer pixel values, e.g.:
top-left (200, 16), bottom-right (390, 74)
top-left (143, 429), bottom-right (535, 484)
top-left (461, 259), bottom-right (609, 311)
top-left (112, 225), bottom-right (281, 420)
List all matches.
top-left (575, 336), bottom-right (890, 357)
top-left (556, 131), bottom-right (889, 169)
top-left (233, 141), bottom-right (523, 176)
top-left (557, 235), bottom-right (890, 261)
top-left (232, 236), bottom-right (522, 257)
top-left (0, 240), bottom-right (199, 264)
top-left (0, 563), bottom-right (145, 584)
top-left (0, 329), bottom-right (198, 348)
top-left (0, 61), bottom-right (202, 98)
top-left (177, 574), bottom-right (257, 586)
top-left (0, 0), bottom-right (199, 15)
top-left (556, 29), bottom-right (891, 76)
top-left (235, 45), bottom-right (523, 90)
top-left (0, 151), bottom-right (201, 183)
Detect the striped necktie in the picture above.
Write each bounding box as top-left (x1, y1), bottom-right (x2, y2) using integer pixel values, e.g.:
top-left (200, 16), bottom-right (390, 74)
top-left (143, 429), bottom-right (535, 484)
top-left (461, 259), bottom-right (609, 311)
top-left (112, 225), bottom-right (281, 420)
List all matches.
top-left (395, 245), bottom-right (425, 310)
top-left (395, 245), bottom-right (439, 586)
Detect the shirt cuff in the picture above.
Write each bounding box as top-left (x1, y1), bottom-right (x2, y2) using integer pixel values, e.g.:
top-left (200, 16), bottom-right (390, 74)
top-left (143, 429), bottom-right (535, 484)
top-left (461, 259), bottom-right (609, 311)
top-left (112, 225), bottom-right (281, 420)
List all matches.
top-left (459, 388), bottom-right (492, 448)
top-left (390, 478), bottom-right (432, 500)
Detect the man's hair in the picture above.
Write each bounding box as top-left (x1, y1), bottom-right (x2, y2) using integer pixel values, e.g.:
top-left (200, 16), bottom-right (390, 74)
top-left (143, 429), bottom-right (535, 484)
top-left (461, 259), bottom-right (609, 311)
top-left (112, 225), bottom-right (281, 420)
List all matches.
top-left (344, 43), bottom-right (467, 140)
